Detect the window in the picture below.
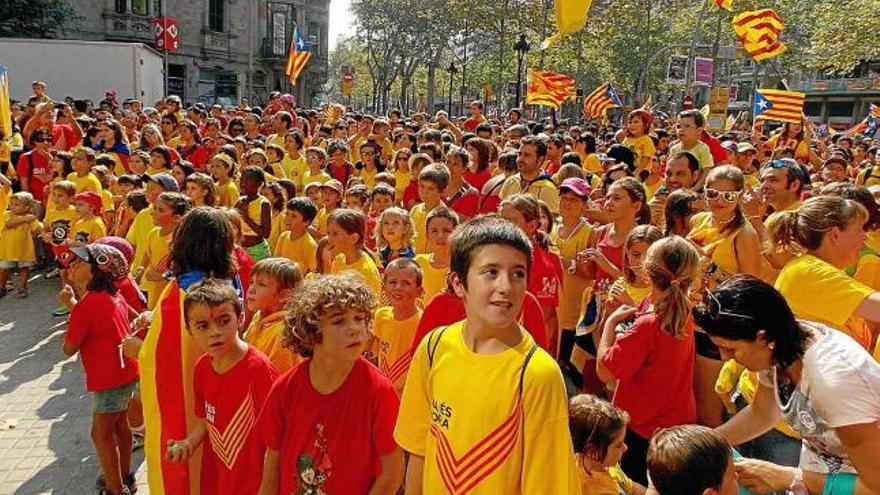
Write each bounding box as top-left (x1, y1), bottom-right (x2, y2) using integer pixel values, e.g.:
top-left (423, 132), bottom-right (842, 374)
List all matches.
top-left (132, 0), bottom-right (146, 15)
top-left (272, 12), bottom-right (287, 56)
top-left (803, 101), bottom-right (823, 117)
top-left (828, 100), bottom-right (854, 117)
top-left (208, 0), bottom-right (224, 32)
top-left (115, 0), bottom-right (127, 13)
top-left (200, 68), bottom-right (216, 83)
top-left (308, 22), bottom-right (320, 56)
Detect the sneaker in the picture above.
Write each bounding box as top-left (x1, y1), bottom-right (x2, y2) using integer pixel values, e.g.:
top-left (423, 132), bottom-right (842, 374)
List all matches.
top-left (96, 473), bottom-right (136, 494)
top-left (45, 268), bottom-right (61, 279)
top-left (52, 306), bottom-right (70, 317)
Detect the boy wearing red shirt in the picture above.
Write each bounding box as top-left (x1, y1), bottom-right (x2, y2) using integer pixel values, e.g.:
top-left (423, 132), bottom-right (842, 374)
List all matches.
top-left (166, 279), bottom-right (277, 495)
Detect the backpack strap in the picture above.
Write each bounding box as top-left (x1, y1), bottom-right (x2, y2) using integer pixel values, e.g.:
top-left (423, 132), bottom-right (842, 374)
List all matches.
top-left (426, 325), bottom-right (450, 368)
top-left (517, 343), bottom-right (539, 396)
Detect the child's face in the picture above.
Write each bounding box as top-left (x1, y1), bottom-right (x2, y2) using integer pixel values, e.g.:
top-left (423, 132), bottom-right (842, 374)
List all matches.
top-left (185, 182), bottom-right (207, 203)
top-left (151, 199), bottom-right (178, 228)
top-left (306, 187), bottom-right (323, 206)
top-left (210, 161), bottom-right (230, 180)
top-left (330, 150), bottom-right (346, 165)
top-left (322, 189), bottom-right (341, 208)
top-left (344, 194), bottom-right (366, 212)
top-left (9, 198), bottom-right (29, 215)
top-left (626, 115), bottom-right (645, 136)
top-left (267, 149), bottom-right (282, 163)
top-left (51, 158), bottom-right (65, 175)
top-left (72, 151), bottom-right (91, 174)
top-left (149, 152), bottom-right (166, 170)
top-left (427, 217), bottom-right (455, 249)
top-left (119, 183), bottom-right (136, 197)
top-left (454, 244), bottom-right (528, 330)
top-left (52, 189), bottom-right (73, 208)
top-left (248, 155), bottom-right (267, 167)
top-left (313, 308), bottom-right (370, 361)
top-left (129, 155), bottom-right (147, 175)
top-left (284, 209), bottom-right (309, 232)
top-left (381, 214), bottom-right (406, 244)
top-left (626, 241), bottom-right (649, 284)
top-left (246, 274), bottom-right (287, 313)
top-left (601, 427), bottom-right (628, 468)
top-left (240, 174), bottom-right (261, 196)
top-left (326, 220), bottom-right (358, 253)
top-left (306, 152), bottom-right (323, 169)
top-left (418, 179), bottom-right (444, 206)
top-left (383, 268), bottom-right (422, 309)
top-left (146, 181), bottom-right (163, 203)
top-left (371, 193), bottom-right (394, 215)
top-left (74, 199), bottom-right (95, 218)
top-left (186, 301), bottom-right (243, 359)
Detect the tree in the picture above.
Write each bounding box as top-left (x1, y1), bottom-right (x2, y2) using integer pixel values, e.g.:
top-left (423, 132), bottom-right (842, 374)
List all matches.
top-left (0, 0), bottom-right (80, 38)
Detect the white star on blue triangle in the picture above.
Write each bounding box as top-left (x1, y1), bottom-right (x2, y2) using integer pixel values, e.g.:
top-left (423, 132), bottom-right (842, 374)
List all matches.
top-left (754, 91), bottom-right (773, 117)
top-left (295, 27), bottom-right (308, 51)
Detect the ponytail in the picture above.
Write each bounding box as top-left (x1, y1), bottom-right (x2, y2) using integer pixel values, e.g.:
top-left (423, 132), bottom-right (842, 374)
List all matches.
top-left (767, 195), bottom-right (867, 254)
top-left (645, 236), bottom-right (700, 338)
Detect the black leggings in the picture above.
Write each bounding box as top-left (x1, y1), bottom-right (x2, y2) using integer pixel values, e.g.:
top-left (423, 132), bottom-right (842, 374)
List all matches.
top-left (621, 428), bottom-right (650, 486)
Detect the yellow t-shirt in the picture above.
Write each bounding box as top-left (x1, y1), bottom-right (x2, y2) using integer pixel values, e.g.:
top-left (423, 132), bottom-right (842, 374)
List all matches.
top-left (551, 221), bottom-right (593, 329)
top-left (314, 207), bottom-right (331, 236)
top-left (687, 211), bottom-right (743, 278)
top-left (623, 134), bottom-right (656, 171)
top-left (67, 172), bottom-right (102, 194)
top-left (44, 205), bottom-right (78, 242)
top-left (410, 202), bottom-right (431, 254)
top-left (71, 216), bottom-right (107, 244)
top-left (143, 227), bottom-right (173, 309)
top-left (581, 465), bottom-right (635, 495)
top-left (761, 201), bottom-right (803, 284)
top-left (127, 206), bottom-right (154, 273)
top-left (395, 169), bottom-right (412, 201)
top-left (0, 212), bottom-right (42, 262)
top-left (775, 254), bottom-right (874, 350)
top-left (669, 141), bottom-right (714, 169)
top-left (239, 195), bottom-right (270, 238)
top-left (330, 251), bottom-right (382, 296)
top-left (579, 152), bottom-right (602, 174)
top-left (244, 310), bottom-right (300, 373)
top-left (216, 180), bottom-right (240, 207)
top-left (371, 306), bottom-right (422, 392)
top-left (394, 322), bottom-right (580, 494)
top-left (267, 210), bottom-right (285, 251)
top-left (376, 137), bottom-right (394, 163)
top-left (413, 254), bottom-right (449, 303)
top-left (145, 166), bottom-right (169, 177)
top-left (281, 154), bottom-right (308, 189)
top-left (0, 185), bottom-right (10, 229)
top-left (274, 231), bottom-right (318, 274)
top-left (101, 189), bottom-right (115, 213)
top-left (302, 169), bottom-right (331, 187)
top-left (359, 165), bottom-right (378, 188)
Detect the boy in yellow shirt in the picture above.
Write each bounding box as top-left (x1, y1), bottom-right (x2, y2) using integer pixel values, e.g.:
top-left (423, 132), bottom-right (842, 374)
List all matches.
top-left (316, 179), bottom-right (344, 236)
top-left (244, 257), bottom-right (302, 373)
top-left (41, 181), bottom-right (78, 312)
top-left (126, 173), bottom-right (177, 276)
top-left (274, 197), bottom-right (319, 275)
top-left (0, 192), bottom-right (43, 298)
top-left (413, 205), bottom-right (459, 303)
top-left (68, 148), bottom-right (103, 194)
top-left (411, 165), bottom-right (449, 254)
top-left (302, 147), bottom-right (332, 186)
top-left (371, 258), bottom-right (423, 393)
top-left (134, 192), bottom-right (191, 308)
top-left (395, 215), bottom-right (580, 494)
top-left (70, 191), bottom-right (107, 246)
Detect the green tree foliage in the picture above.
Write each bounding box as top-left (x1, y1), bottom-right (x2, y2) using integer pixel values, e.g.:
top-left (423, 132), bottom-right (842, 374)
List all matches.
top-left (0, 0), bottom-right (80, 38)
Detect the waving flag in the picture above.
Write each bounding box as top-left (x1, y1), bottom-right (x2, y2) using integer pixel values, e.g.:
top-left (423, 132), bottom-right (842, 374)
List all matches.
top-left (709, 0), bottom-right (733, 11)
top-left (526, 69), bottom-right (576, 109)
top-left (845, 103), bottom-right (880, 136)
top-left (583, 83), bottom-right (621, 119)
top-left (285, 25), bottom-right (311, 85)
top-left (0, 66), bottom-right (11, 140)
top-left (541, 0), bottom-right (595, 49)
top-left (732, 9), bottom-right (787, 61)
top-left (754, 88), bottom-right (805, 124)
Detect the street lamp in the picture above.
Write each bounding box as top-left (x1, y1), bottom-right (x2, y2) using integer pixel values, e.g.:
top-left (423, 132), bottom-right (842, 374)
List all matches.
top-left (447, 62), bottom-right (458, 115)
top-left (514, 34), bottom-right (530, 109)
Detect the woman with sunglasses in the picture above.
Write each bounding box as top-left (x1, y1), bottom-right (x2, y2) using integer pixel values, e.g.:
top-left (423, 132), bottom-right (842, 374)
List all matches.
top-left (693, 276), bottom-right (880, 494)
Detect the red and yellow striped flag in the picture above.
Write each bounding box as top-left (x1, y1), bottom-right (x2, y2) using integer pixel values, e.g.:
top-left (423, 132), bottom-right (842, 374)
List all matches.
top-left (285, 25), bottom-right (311, 86)
top-left (526, 69), bottom-right (576, 109)
top-left (582, 83), bottom-right (621, 119)
top-left (732, 9), bottom-right (787, 61)
top-left (709, 0), bottom-right (733, 11)
top-left (754, 89), bottom-right (805, 124)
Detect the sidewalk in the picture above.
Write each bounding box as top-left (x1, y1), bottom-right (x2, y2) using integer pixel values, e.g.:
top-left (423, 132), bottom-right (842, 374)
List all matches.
top-left (0, 274), bottom-right (148, 495)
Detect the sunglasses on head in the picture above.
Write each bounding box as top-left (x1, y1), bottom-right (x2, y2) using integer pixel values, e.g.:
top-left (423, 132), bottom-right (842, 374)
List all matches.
top-left (767, 159), bottom-right (789, 170)
top-left (704, 188), bottom-right (740, 203)
top-left (703, 288), bottom-right (755, 321)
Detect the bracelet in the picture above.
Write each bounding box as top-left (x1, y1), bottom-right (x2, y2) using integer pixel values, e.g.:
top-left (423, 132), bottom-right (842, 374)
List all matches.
top-left (821, 473), bottom-right (857, 495)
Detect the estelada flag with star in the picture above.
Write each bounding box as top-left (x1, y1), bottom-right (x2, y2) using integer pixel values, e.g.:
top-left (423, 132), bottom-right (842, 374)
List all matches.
top-left (285, 25), bottom-right (311, 85)
top-left (732, 9), bottom-right (787, 61)
top-left (583, 83), bottom-right (622, 119)
top-left (526, 69), bottom-right (576, 109)
top-left (754, 89), bottom-right (805, 124)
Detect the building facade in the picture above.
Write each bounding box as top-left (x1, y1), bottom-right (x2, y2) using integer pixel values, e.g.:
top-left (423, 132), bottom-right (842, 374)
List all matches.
top-left (64, 0), bottom-right (329, 107)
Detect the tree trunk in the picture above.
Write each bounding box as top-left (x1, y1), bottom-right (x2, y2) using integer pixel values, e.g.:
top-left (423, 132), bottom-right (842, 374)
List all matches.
top-left (427, 63), bottom-right (437, 113)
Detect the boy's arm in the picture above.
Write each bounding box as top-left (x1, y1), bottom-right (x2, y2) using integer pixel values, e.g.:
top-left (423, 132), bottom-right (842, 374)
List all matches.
top-left (257, 449), bottom-right (280, 495)
top-left (403, 455), bottom-right (424, 495)
top-left (368, 448), bottom-right (404, 495)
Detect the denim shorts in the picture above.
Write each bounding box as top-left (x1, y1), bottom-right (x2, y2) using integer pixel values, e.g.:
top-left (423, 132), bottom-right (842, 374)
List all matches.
top-left (91, 381), bottom-right (137, 414)
top-left (0, 260), bottom-right (35, 270)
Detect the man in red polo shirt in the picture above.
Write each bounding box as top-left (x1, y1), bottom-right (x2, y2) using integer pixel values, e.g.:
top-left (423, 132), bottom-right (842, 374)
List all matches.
top-left (22, 102), bottom-right (82, 152)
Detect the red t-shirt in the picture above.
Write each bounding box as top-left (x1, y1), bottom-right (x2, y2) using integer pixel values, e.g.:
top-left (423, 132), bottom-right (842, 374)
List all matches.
top-left (258, 358), bottom-right (399, 495)
top-left (194, 346), bottom-right (277, 495)
top-left (234, 245), bottom-right (254, 297)
top-left (529, 245), bottom-right (563, 308)
top-left (117, 276), bottom-right (147, 314)
top-left (447, 184), bottom-right (480, 219)
top-left (413, 291), bottom-right (548, 351)
top-left (402, 180), bottom-right (420, 210)
top-left (179, 143), bottom-right (210, 171)
top-left (16, 150), bottom-right (52, 203)
top-left (479, 175), bottom-right (507, 214)
top-left (601, 299), bottom-right (696, 439)
top-left (464, 168), bottom-right (492, 191)
top-left (51, 123), bottom-right (78, 151)
top-left (365, 213), bottom-right (378, 251)
top-left (65, 291), bottom-right (139, 391)
top-left (701, 132), bottom-right (727, 165)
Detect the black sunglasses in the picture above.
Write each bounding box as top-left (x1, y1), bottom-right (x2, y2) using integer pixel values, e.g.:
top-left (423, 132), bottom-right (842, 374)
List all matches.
top-left (703, 288), bottom-right (755, 321)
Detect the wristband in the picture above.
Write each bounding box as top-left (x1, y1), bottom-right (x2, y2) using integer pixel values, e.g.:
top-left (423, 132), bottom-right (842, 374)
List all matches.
top-left (821, 472), bottom-right (857, 495)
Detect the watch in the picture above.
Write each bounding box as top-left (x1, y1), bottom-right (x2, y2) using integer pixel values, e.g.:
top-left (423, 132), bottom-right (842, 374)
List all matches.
top-left (788, 467), bottom-right (808, 495)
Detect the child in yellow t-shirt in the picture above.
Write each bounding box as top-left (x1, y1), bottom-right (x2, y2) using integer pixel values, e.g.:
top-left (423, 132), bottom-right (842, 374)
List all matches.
top-left (606, 225), bottom-right (662, 311)
top-left (134, 192), bottom-right (191, 309)
top-left (236, 166), bottom-right (272, 262)
top-left (394, 216), bottom-right (580, 494)
top-left (45, 152), bottom-right (74, 212)
top-left (315, 179), bottom-right (344, 236)
top-left (371, 258), bottom-right (423, 393)
top-left (302, 147), bottom-right (332, 186)
top-left (410, 165), bottom-right (449, 254)
top-left (0, 192), bottom-right (43, 298)
top-left (622, 109), bottom-right (656, 173)
top-left (209, 153), bottom-right (239, 207)
top-left (67, 148), bottom-right (103, 195)
top-left (413, 205), bottom-right (459, 303)
top-left (244, 257), bottom-right (303, 373)
top-left (274, 197), bottom-right (319, 275)
top-left (264, 144), bottom-right (288, 180)
top-left (262, 182), bottom-right (286, 251)
top-left (71, 191), bottom-right (107, 246)
top-left (41, 181), bottom-right (78, 304)
top-left (569, 394), bottom-right (643, 495)
top-left (327, 208), bottom-right (382, 297)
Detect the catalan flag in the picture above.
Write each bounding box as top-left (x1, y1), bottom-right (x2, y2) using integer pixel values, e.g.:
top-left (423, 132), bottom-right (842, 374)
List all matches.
top-left (526, 69), bottom-right (576, 109)
top-left (582, 83), bottom-right (621, 119)
top-left (754, 88), bottom-right (805, 124)
top-left (0, 66), bottom-right (11, 140)
top-left (285, 25), bottom-right (311, 85)
top-left (845, 103), bottom-right (880, 136)
top-left (732, 9), bottom-right (787, 61)
top-left (709, 0), bottom-right (733, 11)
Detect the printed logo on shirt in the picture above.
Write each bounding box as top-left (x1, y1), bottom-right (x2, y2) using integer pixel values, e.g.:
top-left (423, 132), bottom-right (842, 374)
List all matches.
top-left (206, 391), bottom-right (257, 470)
top-left (380, 346), bottom-right (413, 386)
top-left (431, 399), bottom-right (453, 430)
top-left (74, 231), bottom-right (90, 244)
top-left (540, 276), bottom-right (559, 299)
top-left (50, 220), bottom-right (71, 244)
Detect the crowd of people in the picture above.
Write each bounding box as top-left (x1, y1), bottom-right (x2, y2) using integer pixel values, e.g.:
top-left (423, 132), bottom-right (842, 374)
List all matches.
top-left (1, 80), bottom-right (879, 495)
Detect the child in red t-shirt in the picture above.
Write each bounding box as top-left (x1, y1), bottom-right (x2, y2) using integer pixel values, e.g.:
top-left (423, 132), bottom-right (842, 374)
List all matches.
top-left (61, 243), bottom-right (139, 495)
top-left (257, 274), bottom-right (403, 495)
top-left (165, 278), bottom-right (277, 495)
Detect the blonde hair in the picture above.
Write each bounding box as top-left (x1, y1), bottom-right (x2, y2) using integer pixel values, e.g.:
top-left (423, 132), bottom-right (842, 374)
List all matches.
top-left (282, 274), bottom-right (377, 358)
top-left (251, 257), bottom-right (302, 291)
top-left (374, 206), bottom-right (415, 249)
top-left (623, 225), bottom-right (663, 283)
top-left (10, 191), bottom-right (36, 213)
top-left (768, 195), bottom-right (867, 254)
top-left (644, 236), bottom-right (700, 338)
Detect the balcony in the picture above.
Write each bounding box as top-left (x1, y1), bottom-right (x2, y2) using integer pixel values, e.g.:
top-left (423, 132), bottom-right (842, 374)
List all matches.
top-left (201, 30), bottom-right (235, 59)
top-left (793, 76), bottom-right (880, 94)
top-left (260, 37), bottom-right (286, 61)
top-left (102, 11), bottom-right (154, 43)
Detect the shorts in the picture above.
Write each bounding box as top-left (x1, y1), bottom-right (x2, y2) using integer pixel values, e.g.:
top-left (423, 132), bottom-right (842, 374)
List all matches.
top-left (244, 239), bottom-right (271, 262)
top-left (0, 260), bottom-right (35, 270)
top-left (91, 381), bottom-right (137, 414)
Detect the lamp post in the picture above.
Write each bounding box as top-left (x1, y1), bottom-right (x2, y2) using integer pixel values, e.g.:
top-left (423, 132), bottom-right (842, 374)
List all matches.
top-left (513, 34), bottom-right (530, 109)
top-left (447, 62), bottom-right (458, 115)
